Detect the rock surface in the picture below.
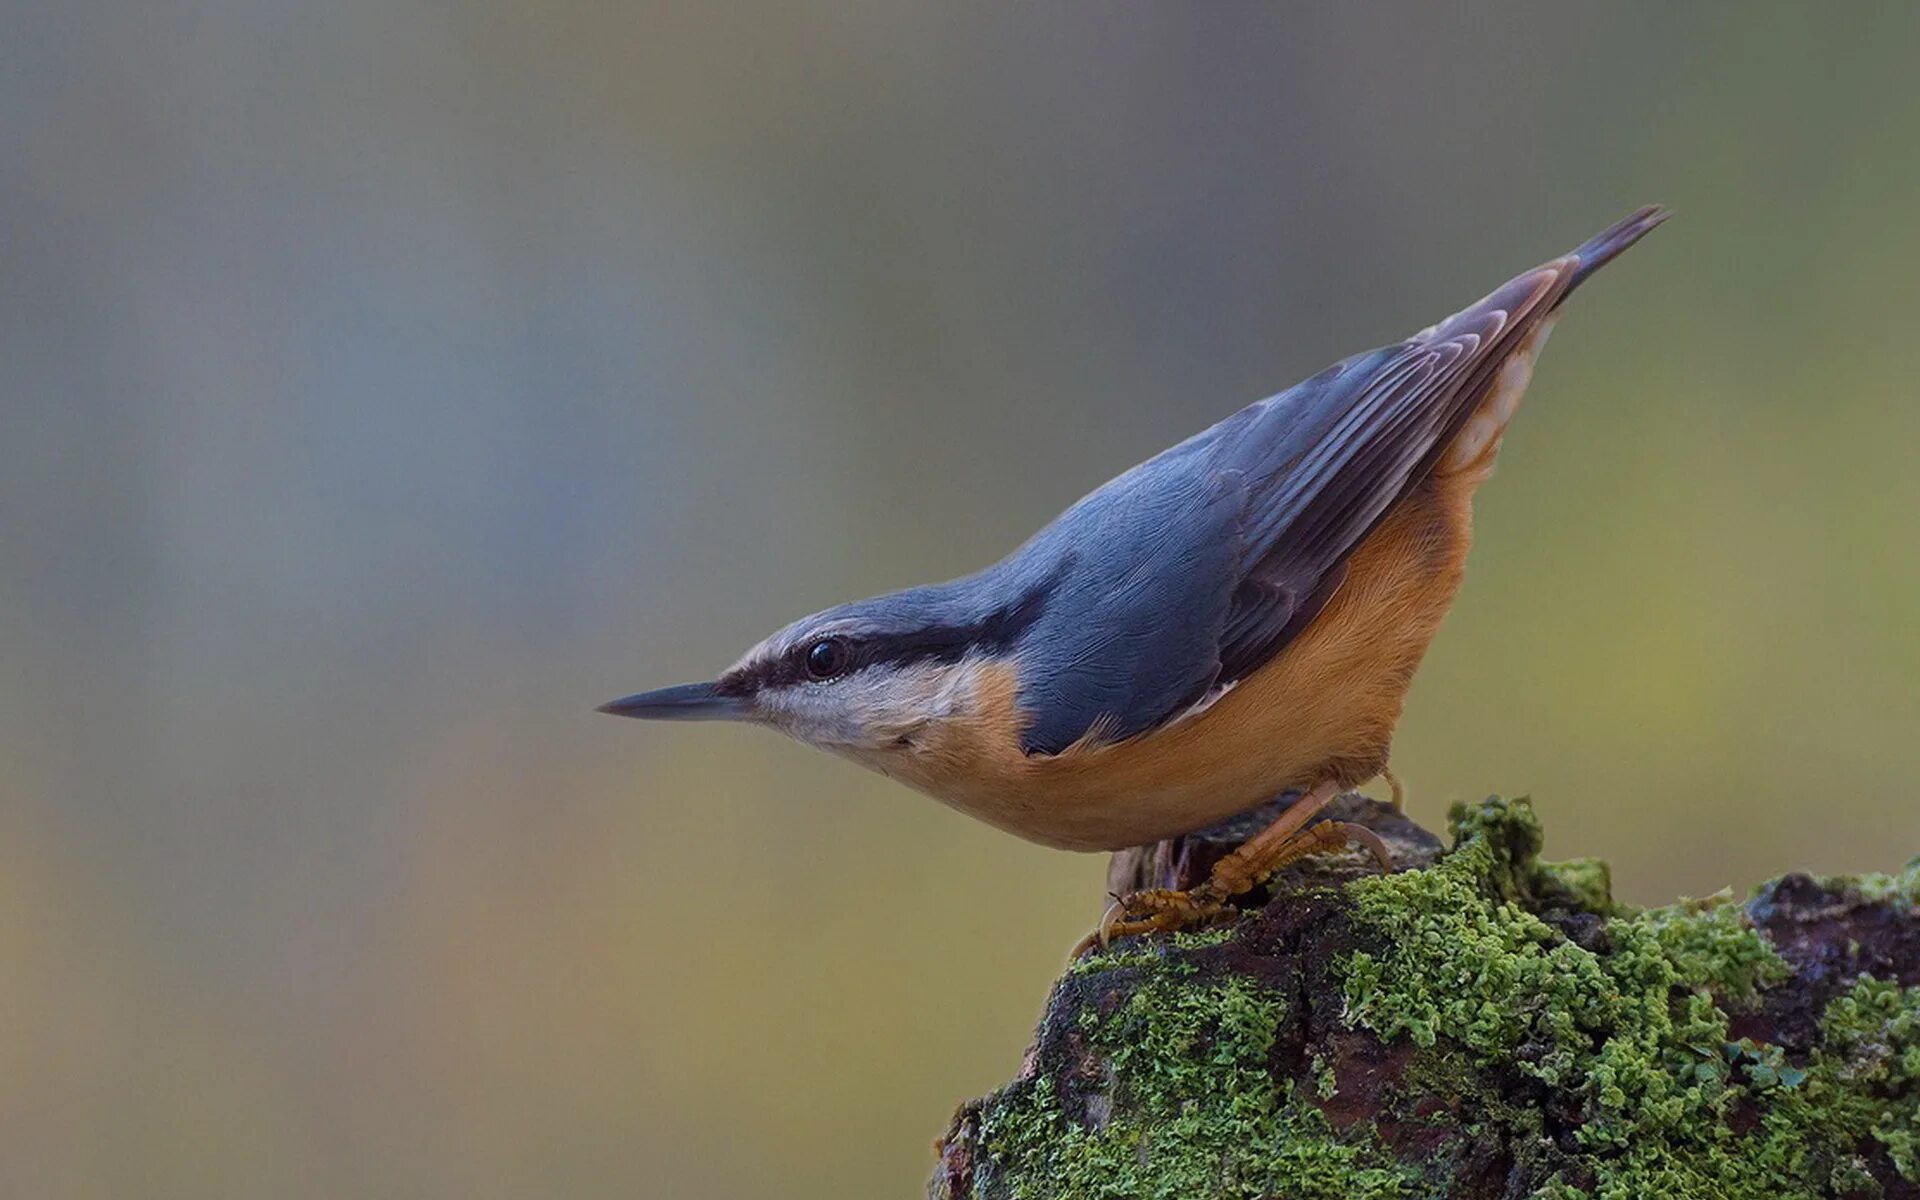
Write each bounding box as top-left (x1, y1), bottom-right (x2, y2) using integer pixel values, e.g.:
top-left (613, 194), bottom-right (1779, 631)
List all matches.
top-left (931, 796), bottom-right (1920, 1199)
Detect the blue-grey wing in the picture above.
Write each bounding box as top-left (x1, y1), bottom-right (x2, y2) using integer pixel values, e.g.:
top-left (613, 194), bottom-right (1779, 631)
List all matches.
top-left (1214, 206), bottom-right (1670, 681)
top-left (1014, 262), bottom-right (1564, 756)
top-left (1209, 258), bottom-right (1571, 685)
top-left (1015, 208), bottom-right (1666, 755)
top-left (1014, 465), bottom-right (1246, 756)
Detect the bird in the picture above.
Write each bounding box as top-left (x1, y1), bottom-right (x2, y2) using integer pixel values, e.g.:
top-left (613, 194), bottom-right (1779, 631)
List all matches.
top-left (600, 206), bottom-right (1668, 947)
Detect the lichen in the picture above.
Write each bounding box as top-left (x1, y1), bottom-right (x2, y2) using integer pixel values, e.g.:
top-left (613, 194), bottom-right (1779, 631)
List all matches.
top-left (974, 971), bottom-right (1416, 1199)
top-left (1534, 853), bottom-right (1616, 915)
top-left (1533, 974), bottom-right (1920, 1198)
top-left (1817, 857), bottom-right (1920, 908)
top-left (1340, 797), bottom-right (1916, 1198)
top-left (1311, 1052), bottom-right (1338, 1101)
top-left (1066, 928), bottom-right (1233, 978)
top-left (1342, 798), bottom-right (1636, 1071)
top-left (946, 797), bottom-right (1920, 1199)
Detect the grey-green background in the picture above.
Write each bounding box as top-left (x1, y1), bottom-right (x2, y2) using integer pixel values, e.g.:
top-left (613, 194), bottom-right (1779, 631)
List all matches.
top-left (4, 4), bottom-right (1917, 1196)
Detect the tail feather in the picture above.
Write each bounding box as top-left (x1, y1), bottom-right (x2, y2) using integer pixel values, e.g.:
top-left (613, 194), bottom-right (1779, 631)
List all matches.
top-left (1565, 204), bottom-right (1670, 294)
top-left (1433, 206), bottom-right (1668, 477)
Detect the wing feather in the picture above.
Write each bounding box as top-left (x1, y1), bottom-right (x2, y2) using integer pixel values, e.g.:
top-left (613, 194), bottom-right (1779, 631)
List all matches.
top-left (1210, 264), bottom-right (1568, 687)
top-left (1014, 209), bottom-right (1667, 753)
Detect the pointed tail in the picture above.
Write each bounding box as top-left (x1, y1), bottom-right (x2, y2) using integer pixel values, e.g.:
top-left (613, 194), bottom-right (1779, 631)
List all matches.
top-left (1564, 204), bottom-right (1671, 295)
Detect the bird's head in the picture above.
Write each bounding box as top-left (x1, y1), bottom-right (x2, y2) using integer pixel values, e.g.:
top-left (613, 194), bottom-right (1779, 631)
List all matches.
top-left (598, 581), bottom-right (1044, 762)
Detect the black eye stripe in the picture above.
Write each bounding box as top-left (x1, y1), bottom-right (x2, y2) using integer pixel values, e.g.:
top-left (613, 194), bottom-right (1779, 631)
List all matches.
top-left (720, 576), bottom-right (1054, 696)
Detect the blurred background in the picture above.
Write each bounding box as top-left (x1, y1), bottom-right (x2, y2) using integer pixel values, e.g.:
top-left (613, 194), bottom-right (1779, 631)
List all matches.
top-left (3, 3), bottom-right (1918, 1195)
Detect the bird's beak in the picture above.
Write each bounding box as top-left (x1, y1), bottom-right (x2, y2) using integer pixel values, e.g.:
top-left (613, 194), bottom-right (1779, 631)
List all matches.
top-left (596, 681), bottom-right (751, 721)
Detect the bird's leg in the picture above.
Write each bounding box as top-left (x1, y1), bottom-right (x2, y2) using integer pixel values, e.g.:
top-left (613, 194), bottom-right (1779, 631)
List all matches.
top-left (1077, 780), bottom-right (1391, 955)
top-left (1186, 778), bottom-right (1347, 899)
top-left (1379, 766), bottom-right (1406, 812)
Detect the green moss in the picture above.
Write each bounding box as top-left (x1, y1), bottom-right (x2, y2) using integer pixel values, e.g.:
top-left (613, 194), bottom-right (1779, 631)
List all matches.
top-left (1811, 978), bottom-right (1920, 1179)
top-left (1066, 928), bottom-right (1235, 978)
top-left (976, 971), bottom-right (1417, 1199)
top-left (1312, 1052), bottom-right (1339, 1101)
top-left (1341, 798), bottom-right (1652, 1077)
top-left (1548, 976), bottom-right (1920, 1198)
top-left (956, 797), bottom-right (1920, 1198)
top-left (1534, 855), bottom-right (1616, 914)
top-left (1819, 857), bottom-right (1920, 908)
top-left (1068, 945), bottom-right (1193, 979)
top-left (1338, 797), bottom-right (1920, 1198)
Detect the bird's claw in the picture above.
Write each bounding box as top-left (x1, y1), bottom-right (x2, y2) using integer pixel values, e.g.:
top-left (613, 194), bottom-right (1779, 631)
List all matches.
top-left (1333, 821), bottom-right (1393, 873)
top-left (1067, 817), bottom-right (1395, 959)
top-left (1069, 887), bottom-right (1236, 958)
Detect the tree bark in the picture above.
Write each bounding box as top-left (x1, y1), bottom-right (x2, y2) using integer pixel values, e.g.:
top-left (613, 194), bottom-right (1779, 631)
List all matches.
top-left (931, 795), bottom-right (1920, 1199)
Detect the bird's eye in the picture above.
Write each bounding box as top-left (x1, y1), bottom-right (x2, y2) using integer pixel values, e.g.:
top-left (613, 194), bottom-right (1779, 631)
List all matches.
top-left (803, 637), bottom-right (853, 681)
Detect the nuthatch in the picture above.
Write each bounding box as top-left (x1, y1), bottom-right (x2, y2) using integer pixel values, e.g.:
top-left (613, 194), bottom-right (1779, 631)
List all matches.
top-left (602, 207), bottom-right (1667, 946)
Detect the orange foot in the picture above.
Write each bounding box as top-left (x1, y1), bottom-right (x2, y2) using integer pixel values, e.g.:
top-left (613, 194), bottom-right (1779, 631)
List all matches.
top-left (1071, 781), bottom-right (1392, 957)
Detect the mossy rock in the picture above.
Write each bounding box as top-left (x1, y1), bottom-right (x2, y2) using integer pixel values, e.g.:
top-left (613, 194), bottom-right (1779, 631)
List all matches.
top-left (932, 797), bottom-right (1920, 1200)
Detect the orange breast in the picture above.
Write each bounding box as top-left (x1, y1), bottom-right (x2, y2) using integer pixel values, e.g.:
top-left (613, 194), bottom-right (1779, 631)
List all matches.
top-left (871, 308), bottom-right (1561, 852)
top-left (878, 462), bottom-right (1484, 851)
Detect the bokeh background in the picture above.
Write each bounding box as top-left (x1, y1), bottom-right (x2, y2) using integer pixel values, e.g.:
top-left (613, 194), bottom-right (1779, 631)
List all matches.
top-left (4, 4), bottom-right (1918, 1196)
